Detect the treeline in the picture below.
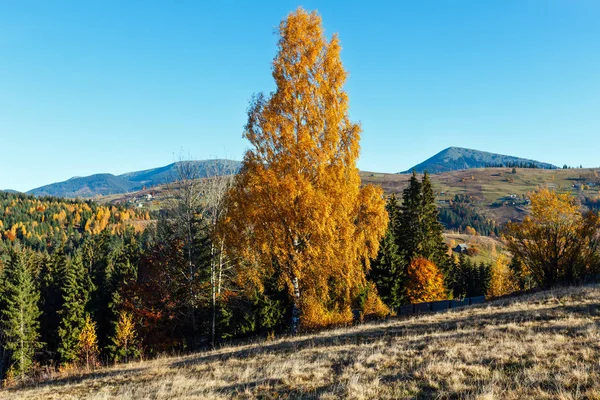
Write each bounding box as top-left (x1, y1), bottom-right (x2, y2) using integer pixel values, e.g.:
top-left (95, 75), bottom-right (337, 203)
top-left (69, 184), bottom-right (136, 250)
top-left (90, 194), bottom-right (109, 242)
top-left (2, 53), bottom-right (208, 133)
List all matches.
top-left (0, 191), bottom-right (288, 383)
top-left (0, 228), bottom-right (145, 381)
top-left (0, 191), bottom-right (150, 252)
top-left (438, 195), bottom-right (500, 236)
top-left (483, 161), bottom-right (553, 169)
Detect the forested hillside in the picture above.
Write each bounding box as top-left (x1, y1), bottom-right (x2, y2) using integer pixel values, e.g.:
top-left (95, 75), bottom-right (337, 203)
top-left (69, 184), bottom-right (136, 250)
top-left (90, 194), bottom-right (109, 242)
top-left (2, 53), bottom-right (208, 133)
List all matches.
top-left (0, 191), bottom-right (150, 251)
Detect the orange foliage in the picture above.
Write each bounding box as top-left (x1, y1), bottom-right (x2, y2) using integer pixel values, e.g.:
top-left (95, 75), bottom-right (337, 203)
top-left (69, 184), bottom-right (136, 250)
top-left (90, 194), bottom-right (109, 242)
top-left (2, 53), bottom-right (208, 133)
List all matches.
top-left (225, 8), bottom-right (387, 330)
top-left (406, 257), bottom-right (447, 303)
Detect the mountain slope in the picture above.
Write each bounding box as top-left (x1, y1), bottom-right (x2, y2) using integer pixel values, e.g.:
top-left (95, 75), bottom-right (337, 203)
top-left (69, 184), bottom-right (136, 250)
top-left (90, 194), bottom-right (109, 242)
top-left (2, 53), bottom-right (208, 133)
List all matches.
top-left (28, 159), bottom-right (241, 198)
top-left (402, 146), bottom-right (557, 174)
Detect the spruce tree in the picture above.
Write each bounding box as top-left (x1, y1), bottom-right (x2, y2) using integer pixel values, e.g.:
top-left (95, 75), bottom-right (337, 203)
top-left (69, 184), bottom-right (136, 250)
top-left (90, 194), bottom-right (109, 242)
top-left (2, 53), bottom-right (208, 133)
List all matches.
top-left (1, 248), bottom-right (42, 380)
top-left (38, 250), bottom-right (66, 362)
top-left (57, 254), bottom-right (90, 366)
top-left (420, 172), bottom-right (451, 272)
top-left (397, 171), bottom-right (449, 269)
top-left (386, 194), bottom-right (402, 237)
top-left (369, 228), bottom-right (405, 308)
top-left (397, 171), bottom-right (423, 264)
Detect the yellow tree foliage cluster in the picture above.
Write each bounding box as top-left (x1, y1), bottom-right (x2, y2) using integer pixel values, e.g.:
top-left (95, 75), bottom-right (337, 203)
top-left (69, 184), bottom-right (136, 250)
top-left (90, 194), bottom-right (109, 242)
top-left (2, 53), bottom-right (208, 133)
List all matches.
top-left (465, 226), bottom-right (477, 236)
top-left (405, 257), bottom-right (447, 303)
top-left (78, 315), bottom-right (99, 371)
top-left (487, 255), bottom-right (519, 298)
top-left (505, 187), bottom-right (600, 287)
top-left (361, 283), bottom-right (390, 320)
top-left (111, 311), bottom-right (137, 363)
top-left (225, 8), bottom-right (387, 330)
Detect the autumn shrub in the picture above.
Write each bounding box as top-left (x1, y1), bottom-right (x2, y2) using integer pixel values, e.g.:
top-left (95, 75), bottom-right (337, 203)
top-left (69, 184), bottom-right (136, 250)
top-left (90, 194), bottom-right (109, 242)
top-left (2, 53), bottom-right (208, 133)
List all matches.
top-left (466, 246), bottom-right (479, 257)
top-left (360, 283), bottom-right (390, 320)
top-left (77, 315), bottom-right (100, 371)
top-left (406, 257), bottom-right (447, 303)
top-left (487, 256), bottom-right (519, 298)
top-left (301, 296), bottom-right (353, 330)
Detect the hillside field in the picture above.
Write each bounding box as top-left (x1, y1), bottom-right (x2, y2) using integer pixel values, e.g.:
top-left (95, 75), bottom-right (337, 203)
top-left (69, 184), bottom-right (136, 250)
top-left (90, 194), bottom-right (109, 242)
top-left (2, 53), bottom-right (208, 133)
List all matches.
top-left (98, 167), bottom-right (600, 227)
top-left (361, 167), bottom-right (600, 224)
top-left (4, 285), bottom-right (600, 399)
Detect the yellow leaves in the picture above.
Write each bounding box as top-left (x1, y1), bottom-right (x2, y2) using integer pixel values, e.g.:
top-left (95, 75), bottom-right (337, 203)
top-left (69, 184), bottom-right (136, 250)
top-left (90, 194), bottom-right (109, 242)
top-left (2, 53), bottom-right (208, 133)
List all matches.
top-left (529, 187), bottom-right (579, 224)
top-left (406, 258), bottom-right (447, 303)
top-left (361, 283), bottom-right (390, 319)
top-left (226, 8), bottom-right (387, 330)
top-left (112, 311), bottom-right (137, 362)
top-left (114, 311), bottom-right (136, 346)
top-left (52, 209), bottom-right (67, 224)
top-left (487, 256), bottom-right (518, 299)
top-left (78, 315), bottom-right (99, 370)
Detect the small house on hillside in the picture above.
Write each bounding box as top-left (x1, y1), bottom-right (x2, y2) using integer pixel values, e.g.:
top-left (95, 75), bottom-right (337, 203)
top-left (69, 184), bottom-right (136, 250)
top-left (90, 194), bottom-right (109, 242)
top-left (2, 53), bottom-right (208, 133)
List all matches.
top-left (453, 243), bottom-right (468, 254)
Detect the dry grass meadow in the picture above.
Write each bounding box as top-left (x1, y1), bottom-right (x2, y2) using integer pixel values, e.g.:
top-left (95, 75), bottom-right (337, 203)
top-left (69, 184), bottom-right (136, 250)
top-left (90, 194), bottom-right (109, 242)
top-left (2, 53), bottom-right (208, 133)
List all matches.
top-left (3, 285), bottom-right (600, 399)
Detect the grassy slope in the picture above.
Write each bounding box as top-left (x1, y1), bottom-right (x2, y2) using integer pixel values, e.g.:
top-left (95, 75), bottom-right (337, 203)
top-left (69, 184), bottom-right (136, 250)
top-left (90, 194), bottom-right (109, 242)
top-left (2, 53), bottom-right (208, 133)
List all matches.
top-left (5, 285), bottom-right (600, 399)
top-left (98, 167), bottom-right (600, 225)
top-left (362, 167), bottom-right (600, 224)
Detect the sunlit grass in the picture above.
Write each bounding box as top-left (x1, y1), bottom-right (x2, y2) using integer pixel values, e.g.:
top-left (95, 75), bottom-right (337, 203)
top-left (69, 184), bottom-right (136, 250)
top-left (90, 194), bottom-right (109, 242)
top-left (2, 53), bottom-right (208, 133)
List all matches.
top-left (5, 284), bottom-right (600, 399)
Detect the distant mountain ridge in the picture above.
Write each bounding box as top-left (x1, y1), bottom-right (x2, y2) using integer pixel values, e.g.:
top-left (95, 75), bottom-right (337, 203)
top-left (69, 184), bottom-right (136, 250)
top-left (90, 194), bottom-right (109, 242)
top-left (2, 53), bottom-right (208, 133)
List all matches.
top-left (28, 159), bottom-right (241, 198)
top-left (402, 147), bottom-right (557, 174)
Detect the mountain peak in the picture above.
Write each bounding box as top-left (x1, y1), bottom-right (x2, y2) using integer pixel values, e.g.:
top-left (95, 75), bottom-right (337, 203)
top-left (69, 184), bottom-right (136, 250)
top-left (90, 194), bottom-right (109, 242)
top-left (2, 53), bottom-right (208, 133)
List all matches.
top-left (401, 147), bottom-right (557, 174)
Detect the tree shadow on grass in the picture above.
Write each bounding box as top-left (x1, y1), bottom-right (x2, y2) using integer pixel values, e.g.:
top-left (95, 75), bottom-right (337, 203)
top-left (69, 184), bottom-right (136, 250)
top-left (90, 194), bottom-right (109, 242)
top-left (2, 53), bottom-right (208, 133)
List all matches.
top-left (4, 366), bottom-right (150, 393)
top-left (170, 301), bottom-right (600, 371)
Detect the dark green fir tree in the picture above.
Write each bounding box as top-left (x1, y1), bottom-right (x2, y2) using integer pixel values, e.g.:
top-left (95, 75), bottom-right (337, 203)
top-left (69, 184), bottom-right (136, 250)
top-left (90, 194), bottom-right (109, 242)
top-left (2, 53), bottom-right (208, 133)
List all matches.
top-left (1, 248), bottom-right (42, 380)
top-left (57, 253), bottom-right (91, 366)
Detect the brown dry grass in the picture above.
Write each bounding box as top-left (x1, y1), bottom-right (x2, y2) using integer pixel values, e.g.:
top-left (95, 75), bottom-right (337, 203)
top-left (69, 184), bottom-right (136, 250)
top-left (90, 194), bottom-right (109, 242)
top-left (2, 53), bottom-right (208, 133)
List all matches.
top-left (3, 285), bottom-right (600, 399)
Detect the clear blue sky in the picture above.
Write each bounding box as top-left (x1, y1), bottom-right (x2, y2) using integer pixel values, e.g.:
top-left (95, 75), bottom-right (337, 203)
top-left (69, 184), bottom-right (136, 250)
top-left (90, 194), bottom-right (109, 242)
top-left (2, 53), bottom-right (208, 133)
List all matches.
top-left (2, 1), bottom-right (599, 192)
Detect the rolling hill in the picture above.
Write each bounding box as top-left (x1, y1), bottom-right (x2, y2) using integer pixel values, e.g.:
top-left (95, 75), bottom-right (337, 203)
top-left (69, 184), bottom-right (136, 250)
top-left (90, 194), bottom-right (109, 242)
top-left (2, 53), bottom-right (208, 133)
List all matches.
top-left (26, 148), bottom-right (560, 198)
top-left (27, 160), bottom-right (241, 198)
top-left (362, 166), bottom-right (600, 225)
top-left (402, 146), bottom-right (557, 174)
top-left (6, 285), bottom-right (600, 399)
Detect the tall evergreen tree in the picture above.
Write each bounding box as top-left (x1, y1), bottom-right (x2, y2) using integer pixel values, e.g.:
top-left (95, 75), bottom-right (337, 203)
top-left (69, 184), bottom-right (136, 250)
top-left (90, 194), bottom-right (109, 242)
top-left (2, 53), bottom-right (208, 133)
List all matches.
top-left (57, 254), bottom-right (90, 366)
top-left (397, 171), bottom-right (449, 269)
top-left (0, 248), bottom-right (42, 380)
top-left (38, 250), bottom-right (66, 363)
top-left (369, 195), bottom-right (406, 308)
top-left (386, 194), bottom-right (402, 237)
top-left (369, 229), bottom-right (405, 308)
top-left (420, 172), bottom-right (451, 271)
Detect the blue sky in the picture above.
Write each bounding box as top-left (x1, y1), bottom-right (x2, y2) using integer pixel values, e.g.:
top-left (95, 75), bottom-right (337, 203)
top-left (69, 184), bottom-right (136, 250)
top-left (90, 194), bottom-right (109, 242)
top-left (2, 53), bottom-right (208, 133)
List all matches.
top-left (1, 1), bottom-right (599, 192)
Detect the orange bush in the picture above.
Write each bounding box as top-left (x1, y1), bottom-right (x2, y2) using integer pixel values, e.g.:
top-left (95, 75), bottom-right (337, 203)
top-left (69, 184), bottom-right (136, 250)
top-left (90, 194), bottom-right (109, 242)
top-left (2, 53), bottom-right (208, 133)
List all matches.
top-left (406, 257), bottom-right (447, 303)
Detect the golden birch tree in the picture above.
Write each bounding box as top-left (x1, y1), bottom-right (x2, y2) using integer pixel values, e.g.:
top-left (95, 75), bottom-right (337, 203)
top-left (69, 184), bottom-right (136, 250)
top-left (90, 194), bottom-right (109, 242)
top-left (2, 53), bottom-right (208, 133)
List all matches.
top-left (505, 188), bottom-right (600, 288)
top-left (78, 314), bottom-right (99, 371)
top-left (225, 8), bottom-right (387, 331)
